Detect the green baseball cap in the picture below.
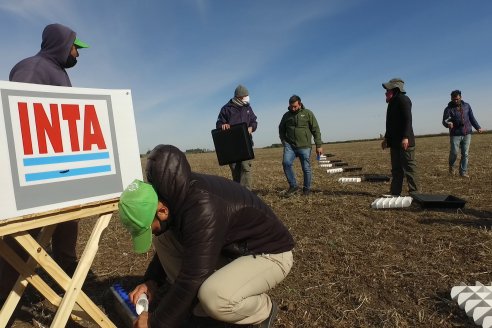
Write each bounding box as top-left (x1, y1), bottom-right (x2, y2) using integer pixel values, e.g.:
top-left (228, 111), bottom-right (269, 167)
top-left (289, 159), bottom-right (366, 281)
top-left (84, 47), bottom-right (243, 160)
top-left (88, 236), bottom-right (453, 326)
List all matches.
top-left (118, 179), bottom-right (158, 253)
top-left (74, 37), bottom-right (89, 49)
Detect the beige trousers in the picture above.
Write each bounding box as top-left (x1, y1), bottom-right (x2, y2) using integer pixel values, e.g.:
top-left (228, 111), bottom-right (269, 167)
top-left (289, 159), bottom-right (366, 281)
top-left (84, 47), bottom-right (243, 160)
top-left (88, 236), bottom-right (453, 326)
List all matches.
top-left (153, 231), bottom-right (293, 325)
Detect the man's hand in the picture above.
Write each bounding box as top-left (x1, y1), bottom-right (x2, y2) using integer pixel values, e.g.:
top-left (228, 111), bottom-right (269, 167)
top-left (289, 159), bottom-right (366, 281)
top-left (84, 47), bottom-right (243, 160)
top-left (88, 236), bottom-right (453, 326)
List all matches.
top-left (248, 126), bottom-right (253, 134)
top-left (447, 122), bottom-right (454, 129)
top-left (381, 139), bottom-right (387, 150)
top-left (133, 311), bottom-right (150, 328)
top-left (316, 147), bottom-right (323, 156)
top-left (401, 138), bottom-right (409, 151)
top-left (221, 124), bottom-right (231, 130)
top-left (129, 281), bottom-right (157, 304)
top-left (478, 128), bottom-right (483, 133)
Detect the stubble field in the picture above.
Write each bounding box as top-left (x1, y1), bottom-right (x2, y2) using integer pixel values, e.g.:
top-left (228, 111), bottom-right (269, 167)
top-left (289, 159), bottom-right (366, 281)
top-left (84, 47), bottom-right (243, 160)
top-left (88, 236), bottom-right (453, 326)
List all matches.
top-left (9, 133), bottom-right (492, 327)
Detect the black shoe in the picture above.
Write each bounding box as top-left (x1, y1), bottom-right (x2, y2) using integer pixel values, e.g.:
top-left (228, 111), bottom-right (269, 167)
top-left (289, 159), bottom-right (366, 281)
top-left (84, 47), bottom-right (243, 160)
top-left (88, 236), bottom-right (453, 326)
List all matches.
top-left (257, 301), bottom-right (278, 328)
top-left (302, 188), bottom-right (311, 196)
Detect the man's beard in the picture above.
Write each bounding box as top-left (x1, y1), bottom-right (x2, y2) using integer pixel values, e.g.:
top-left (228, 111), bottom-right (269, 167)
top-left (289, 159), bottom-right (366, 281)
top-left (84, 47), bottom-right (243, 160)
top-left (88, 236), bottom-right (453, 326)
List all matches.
top-left (64, 55), bottom-right (77, 68)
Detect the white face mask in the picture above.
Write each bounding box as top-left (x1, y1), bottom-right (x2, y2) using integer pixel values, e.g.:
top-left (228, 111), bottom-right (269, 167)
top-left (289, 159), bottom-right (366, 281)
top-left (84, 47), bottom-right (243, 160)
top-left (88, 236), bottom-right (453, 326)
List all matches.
top-left (242, 96), bottom-right (250, 104)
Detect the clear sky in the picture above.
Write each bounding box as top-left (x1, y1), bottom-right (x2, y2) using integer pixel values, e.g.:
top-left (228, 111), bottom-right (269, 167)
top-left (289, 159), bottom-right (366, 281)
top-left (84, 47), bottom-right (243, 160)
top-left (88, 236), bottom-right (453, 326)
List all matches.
top-left (1, 0), bottom-right (490, 153)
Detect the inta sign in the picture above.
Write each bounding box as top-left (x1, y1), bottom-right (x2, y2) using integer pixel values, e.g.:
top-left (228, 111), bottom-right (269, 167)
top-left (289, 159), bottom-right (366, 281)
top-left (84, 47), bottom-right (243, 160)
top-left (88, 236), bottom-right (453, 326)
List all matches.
top-left (0, 82), bottom-right (142, 220)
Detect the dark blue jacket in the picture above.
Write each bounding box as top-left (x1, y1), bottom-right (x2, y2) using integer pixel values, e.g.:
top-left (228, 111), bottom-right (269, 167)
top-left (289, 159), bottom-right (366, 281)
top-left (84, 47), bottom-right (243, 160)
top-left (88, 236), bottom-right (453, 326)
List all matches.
top-left (442, 101), bottom-right (481, 136)
top-left (9, 23), bottom-right (75, 86)
top-left (216, 99), bottom-right (258, 132)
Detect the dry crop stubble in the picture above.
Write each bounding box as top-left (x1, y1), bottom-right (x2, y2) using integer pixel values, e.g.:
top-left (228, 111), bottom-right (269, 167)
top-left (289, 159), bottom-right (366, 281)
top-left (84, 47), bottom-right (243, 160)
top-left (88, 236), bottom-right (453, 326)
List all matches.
top-left (9, 133), bottom-right (492, 327)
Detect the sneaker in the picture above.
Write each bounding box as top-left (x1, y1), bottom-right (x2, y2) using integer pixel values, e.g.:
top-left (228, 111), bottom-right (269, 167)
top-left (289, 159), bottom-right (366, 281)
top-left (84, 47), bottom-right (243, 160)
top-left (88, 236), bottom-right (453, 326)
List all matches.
top-left (257, 301), bottom-right (278, 328)
top-left (460, 172), bottom-right (470, 178)
top-left (284, 186), bottom-right (299, 195)
top-left (449, 166), bottom-right (455, 176)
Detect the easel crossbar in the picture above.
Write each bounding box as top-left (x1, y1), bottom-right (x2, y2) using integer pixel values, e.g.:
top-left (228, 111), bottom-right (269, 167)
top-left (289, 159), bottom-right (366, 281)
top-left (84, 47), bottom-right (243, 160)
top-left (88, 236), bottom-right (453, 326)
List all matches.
top-left (0, 198), bottom-right (118, 237)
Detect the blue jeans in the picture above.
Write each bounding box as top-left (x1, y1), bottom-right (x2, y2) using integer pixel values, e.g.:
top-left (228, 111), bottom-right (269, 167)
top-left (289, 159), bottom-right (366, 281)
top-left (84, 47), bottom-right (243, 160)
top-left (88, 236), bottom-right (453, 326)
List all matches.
top-left (449, 134), bottom-right (471, 174)
top-left (282, 143), bottom-right (312, 190)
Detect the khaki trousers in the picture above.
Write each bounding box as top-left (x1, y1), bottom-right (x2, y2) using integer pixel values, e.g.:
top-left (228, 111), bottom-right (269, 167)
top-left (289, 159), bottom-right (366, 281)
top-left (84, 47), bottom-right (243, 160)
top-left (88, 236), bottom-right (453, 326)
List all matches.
top-left (229, 160), bottom-right (252, 190)
top-left (153, 231), bottom-right (293, 325)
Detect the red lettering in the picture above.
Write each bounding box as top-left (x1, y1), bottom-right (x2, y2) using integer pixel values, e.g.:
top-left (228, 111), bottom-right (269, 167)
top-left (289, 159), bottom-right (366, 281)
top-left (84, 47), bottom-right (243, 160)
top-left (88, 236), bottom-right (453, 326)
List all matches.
top-left (83, 105), bottom-right (106, 151)
top-left (18, 102), bottom-right (33, 155)
top-left (34, 103), bottom-right (63, 154)
top-left (62, 104), bottom-right (81, 152)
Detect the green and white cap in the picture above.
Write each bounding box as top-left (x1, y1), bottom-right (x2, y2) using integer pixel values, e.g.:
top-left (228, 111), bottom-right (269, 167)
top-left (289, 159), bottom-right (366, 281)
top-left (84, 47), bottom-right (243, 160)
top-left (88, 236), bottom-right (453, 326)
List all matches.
top-left (118, 179), bottom-right (158, 253)
top-left (74, 37), bottom-right (89, 49)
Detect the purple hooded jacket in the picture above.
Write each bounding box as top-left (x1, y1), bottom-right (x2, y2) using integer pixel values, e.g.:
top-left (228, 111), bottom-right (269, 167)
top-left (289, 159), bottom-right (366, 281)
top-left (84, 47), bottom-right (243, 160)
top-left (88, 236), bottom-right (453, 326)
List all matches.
top-left (9, 23), bottom-right (76, 86)
top-left (442, 100), bottom-right (481, 137)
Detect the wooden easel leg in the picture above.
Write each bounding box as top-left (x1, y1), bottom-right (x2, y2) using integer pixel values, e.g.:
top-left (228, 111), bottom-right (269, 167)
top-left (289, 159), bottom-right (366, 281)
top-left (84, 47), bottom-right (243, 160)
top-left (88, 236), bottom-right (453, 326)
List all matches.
top-left (0, 226), bottom-right (56, 328)
top-left (13, 224), bottom-right (115, 326)
top-left (50, 213), bottom-right (114, 328)
top-left (0, 237), bottom-right (74, 328)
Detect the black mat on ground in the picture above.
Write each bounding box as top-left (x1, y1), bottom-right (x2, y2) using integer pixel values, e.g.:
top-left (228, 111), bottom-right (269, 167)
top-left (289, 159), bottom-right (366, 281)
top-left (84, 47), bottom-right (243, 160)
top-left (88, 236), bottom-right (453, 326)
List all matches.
top-left (411, 193), bottom-right (466, 209)
top-left (363, 174), bottom-right (391, 182)
top-left (343, 167), bottom-right (362, 172)
top-left (333, 162), bottom-right (348, 167)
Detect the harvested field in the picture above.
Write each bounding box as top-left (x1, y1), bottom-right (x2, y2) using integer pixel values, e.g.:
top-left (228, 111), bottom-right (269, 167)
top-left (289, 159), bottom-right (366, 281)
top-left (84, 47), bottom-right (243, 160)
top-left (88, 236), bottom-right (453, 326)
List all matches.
top-left (7, 133), bottom-right (492, 327)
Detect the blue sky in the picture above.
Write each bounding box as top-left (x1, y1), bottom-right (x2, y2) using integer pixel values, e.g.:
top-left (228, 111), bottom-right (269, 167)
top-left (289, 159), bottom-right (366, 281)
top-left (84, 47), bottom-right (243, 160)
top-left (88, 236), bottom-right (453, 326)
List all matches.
top-left (1, 1), bottom-right (490, 153)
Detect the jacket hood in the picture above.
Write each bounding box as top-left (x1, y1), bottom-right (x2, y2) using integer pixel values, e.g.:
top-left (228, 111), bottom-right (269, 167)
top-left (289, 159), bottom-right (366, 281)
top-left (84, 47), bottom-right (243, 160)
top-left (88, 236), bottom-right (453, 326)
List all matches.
top-left (39, 23), bottom-right (76, 66)
top-left (146, 145), bottom-right (191, 215)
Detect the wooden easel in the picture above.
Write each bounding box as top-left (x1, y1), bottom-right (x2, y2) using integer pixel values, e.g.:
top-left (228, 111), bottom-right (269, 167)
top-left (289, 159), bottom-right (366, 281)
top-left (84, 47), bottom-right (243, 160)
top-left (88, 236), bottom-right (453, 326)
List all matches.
top-left (0, 198), bottom-right (119, 328)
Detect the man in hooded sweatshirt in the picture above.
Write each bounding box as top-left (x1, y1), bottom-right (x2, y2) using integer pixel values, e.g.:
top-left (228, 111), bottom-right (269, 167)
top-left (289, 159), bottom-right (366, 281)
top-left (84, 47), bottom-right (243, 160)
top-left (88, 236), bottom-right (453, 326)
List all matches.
top-left (0, 23), bottom-right (89, 301)
top-left (381, 78), bottom-right (418, 196)
top-left (118, 145), bottom-right (294, 328)
top-left (216, 84), bottom-right (258, 190)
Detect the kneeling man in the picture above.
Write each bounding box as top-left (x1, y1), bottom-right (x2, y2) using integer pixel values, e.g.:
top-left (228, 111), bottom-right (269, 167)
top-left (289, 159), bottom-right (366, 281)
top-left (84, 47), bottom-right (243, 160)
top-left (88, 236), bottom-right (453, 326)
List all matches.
top-left (118, 144), bottom-right (294, 328)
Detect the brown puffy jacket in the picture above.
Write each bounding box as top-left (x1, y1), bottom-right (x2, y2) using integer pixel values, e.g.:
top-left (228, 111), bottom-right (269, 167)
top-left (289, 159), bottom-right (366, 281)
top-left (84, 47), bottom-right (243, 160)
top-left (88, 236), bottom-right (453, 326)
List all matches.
top-left (146, 145), bottom-right (294, 327)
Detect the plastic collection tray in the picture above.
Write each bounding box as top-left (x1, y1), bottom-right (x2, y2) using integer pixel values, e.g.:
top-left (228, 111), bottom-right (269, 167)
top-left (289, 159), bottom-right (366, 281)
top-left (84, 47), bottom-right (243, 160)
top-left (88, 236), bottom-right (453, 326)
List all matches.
top-left (411, 193), bottom-right (466, 208)
top-left (110, 283), bottom-right (137, 327)
top-left (211, 123), bottom-right (254, 166)
top-left (451, 281), bottom-right (492, 327)
top-left (371, 196), bottom-right (413, 209)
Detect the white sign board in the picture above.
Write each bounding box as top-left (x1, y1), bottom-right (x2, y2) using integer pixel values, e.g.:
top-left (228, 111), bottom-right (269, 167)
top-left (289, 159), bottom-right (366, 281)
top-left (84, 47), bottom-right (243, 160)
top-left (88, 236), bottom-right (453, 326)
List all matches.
top-left (0, 81), bottom-right (142, 221)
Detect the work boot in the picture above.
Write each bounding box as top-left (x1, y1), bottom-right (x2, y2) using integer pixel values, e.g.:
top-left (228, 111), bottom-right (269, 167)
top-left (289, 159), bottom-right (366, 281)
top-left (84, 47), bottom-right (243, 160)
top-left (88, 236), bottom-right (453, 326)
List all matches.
top-left (302, 188), bottom-right (311, 196)
top-left (257, 301), bottom-right (278, 328)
